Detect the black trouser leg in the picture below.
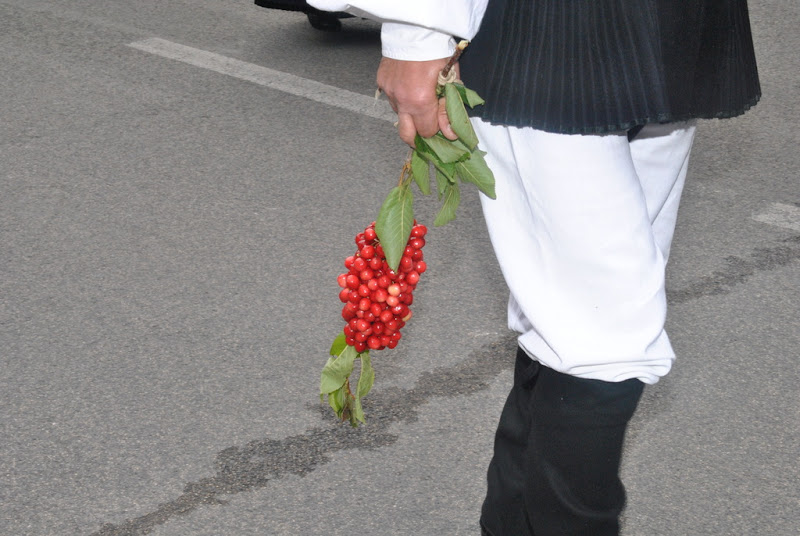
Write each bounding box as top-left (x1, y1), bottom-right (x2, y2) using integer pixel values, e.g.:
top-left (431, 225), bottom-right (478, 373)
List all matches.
top-left (481, 348), bottom-right (542, 535)
top-left (481, 348), bottom-right (644, 536)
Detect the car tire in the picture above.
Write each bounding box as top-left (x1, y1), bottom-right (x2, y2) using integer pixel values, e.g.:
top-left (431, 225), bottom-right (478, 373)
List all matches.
top-left (306, 9), bottom-right (342, 31)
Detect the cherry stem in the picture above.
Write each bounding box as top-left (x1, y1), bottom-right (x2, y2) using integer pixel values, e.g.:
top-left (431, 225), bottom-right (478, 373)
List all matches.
top-left (440, 40), bottom-right (468, 84)
top-left (398, 150), bottom-right (413, 188)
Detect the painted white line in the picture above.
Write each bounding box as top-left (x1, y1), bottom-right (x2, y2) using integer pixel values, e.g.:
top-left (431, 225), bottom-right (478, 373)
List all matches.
top-left (752, 202), bottom-right (800, 232)
top-left (127, 38), bottom-right (395, 123)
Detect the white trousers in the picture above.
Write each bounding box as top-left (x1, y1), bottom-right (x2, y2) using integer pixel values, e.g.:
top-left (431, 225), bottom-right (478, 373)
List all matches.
top-left (474, 120), bottom-right (696, 383)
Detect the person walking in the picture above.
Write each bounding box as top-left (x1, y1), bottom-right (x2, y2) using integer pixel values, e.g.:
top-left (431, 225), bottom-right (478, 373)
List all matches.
top-left (307, 1), bottom-right (761, 534)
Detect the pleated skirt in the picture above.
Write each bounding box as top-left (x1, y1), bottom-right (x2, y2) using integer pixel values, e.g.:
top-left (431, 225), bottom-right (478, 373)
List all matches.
top-left (460, 0), bottom-right (761, 134)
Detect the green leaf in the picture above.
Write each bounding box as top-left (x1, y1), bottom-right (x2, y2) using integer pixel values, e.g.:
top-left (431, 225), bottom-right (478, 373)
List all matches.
top-left (414, 136), bottom-right (457, 181)
top-left (410, 150), bottom-right (431, 196)
top-left (329, 331), bottom-right (347, 357)
top-left (456, 150), bottom-right (496, 199)
top-left (434, 168), bottom-right (450, 198)
top-left (434, 182), bottom-right (461, 227)
top-left (453, 83), bottom-right (485, 108)
top-left (375, 185), bottom-right (414, 272)
top-left (357, 351), bottom-right (374, 399)
top-left (350, 396), bottom-right (365, 427)
top-left (327, 384), bottom-right (346, 416)
top-left (421, 133), bottom-right (471, 164)
top-left (319, 344), bottom-right (357, 395)
top-left (445, 83), bottom-right (479, 150)
top-left (429, 155), bottom-right (457, 183)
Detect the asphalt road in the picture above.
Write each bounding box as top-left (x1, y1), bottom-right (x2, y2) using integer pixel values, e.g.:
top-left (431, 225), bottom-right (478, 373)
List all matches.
top-left (1, 1), bottom-right (798, 535)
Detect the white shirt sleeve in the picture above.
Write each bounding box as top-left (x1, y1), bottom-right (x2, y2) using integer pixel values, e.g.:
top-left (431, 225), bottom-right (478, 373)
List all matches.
top-left (306, 0), bottom-right (489, 61)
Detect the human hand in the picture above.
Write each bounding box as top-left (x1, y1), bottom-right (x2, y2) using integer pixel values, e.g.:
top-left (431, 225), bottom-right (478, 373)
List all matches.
top-left (376, 57), bottom-right (459, 147)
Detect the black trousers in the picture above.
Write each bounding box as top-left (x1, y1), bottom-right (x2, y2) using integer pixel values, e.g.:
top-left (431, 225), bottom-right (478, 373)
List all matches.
top-left (480, 348), bottom-right (645, 536)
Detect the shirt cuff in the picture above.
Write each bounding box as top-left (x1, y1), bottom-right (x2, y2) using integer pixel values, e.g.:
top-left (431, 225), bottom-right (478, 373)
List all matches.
top-left (381, 22), bottom-right (456, 61)
top-left (306, 0), bottom-right (348, 11)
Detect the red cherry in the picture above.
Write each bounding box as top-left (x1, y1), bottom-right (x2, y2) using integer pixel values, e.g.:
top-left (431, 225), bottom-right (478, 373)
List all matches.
top-left (409, 237), bottom-right (425, 250)
top-left (339, 288), bottom-right (350, 303)
top-left (360, 245), bottom-right (375, 259)
top-left (399, 256), bottom-right (413, 272)
top-left (373, 288), bottom-right (388, 303)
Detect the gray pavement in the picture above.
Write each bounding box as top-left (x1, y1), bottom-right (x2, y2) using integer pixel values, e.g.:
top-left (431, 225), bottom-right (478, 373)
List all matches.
top-left (1, 1), bottom-right (798, 535)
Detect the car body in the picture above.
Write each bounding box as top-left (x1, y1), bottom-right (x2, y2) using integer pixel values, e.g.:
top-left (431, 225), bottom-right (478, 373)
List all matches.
top-left (253, 0), bottom-right (351, 31)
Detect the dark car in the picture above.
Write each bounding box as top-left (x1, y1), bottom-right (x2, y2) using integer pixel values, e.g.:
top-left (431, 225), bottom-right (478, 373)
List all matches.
top-left (254, 0), bottom-right (351, 31)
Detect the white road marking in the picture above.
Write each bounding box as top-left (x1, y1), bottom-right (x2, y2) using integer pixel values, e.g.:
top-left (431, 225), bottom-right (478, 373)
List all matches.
top-left (752, 202), bottom-right (800, 232)
top-left (127, 38), bottom-right (396, 123)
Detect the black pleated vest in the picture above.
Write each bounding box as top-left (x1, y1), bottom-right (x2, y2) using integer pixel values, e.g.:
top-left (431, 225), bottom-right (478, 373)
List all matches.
top-left (459, 0), bottom-right (761, 134)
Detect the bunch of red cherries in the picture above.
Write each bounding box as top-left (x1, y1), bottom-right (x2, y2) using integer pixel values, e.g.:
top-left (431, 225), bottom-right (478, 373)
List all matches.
top-left (337, 222), bottom-right (427, 353)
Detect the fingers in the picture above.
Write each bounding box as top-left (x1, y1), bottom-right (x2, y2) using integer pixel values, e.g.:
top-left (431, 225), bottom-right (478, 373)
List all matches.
top-left (438, 97), bottom-right (458, 140)
top-left (396, 113), bottom-right (418, 147)
top-left (395, 100), bottom-right (457, 147)
top-left (377, 57), bottom-right (453, 146)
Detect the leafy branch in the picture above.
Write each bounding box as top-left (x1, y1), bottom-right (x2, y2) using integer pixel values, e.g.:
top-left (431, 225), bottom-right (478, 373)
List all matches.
top-left (374, 44), bottom-right (495, 272)
top-left (320, 41), bottom-right (495, 427)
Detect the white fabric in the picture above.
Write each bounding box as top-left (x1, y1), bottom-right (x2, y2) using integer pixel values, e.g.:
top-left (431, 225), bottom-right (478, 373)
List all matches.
top-left (473, 120), bottom-right (696, 384)
top-left (306, 0), bottom-right (488, 60)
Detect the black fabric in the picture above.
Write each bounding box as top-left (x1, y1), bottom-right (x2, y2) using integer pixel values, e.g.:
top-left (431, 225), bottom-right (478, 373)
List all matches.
top-left (253, 0), bottom-right (307, 12)
top-left (460, 0), bottom-right (761, 134)
top-left (480, 348), bottom-right (645, 536)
